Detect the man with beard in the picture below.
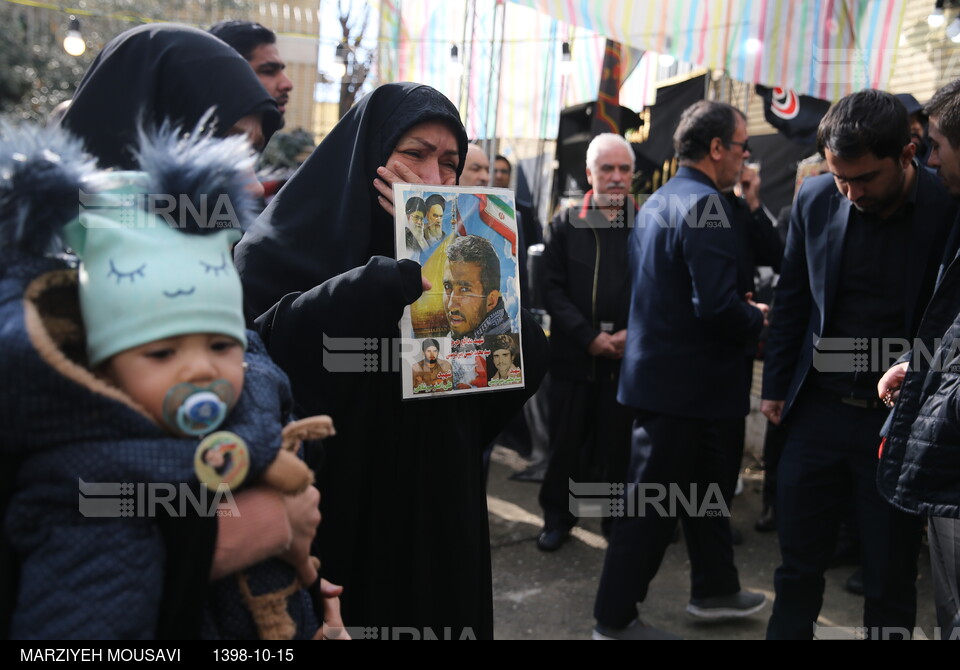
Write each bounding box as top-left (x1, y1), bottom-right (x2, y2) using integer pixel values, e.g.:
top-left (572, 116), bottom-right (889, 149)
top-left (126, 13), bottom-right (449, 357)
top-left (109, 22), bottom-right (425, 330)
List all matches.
top-left (492, 154), bottom-right (512, 188)
top-left (424, 194), bottom-right (446, 247)
top-left (411, 338), bottom-right (453, 393)
top-left (404, 196), bottom-right (428, 253)
top-left (442, 235), bottom-right (509, 341)
top-left (761, 89), bottom-right (955, 639)
top-left (442, 235), bottom-right (511, 390)
top-left (210, 20), bottom-right (293, 127)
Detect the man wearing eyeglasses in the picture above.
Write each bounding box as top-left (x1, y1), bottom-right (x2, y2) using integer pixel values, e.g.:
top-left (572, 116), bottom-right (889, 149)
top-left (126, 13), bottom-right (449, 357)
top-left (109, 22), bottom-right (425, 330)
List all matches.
top-left (761, 89), bottom-right (955, 639)
top-left (593, 101), bottom-right (768, 640)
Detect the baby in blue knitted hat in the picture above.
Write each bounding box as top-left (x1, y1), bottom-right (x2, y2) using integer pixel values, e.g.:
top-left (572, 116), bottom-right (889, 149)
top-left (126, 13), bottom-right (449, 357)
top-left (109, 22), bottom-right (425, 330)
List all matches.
top-left (64, 171), bottom-right (250, 442)
top-left (0, 122), bottom-right (340, 640)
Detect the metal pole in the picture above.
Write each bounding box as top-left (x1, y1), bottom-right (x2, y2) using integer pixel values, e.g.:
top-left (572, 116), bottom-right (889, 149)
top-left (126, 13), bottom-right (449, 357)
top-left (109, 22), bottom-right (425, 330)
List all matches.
top-left (458, 0), bottom-right (474, 132)
top-left (482, 0), bottom-right (502, 146)
top-left (491, 0), bottom-right (508, 155)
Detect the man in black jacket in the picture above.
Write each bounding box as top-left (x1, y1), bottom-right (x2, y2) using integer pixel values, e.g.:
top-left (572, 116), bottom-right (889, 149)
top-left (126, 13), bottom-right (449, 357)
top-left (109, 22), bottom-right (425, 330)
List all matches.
top-left (762, 90), bottom-right (955, 639)
top-left (878, 79), bottom-right (960, 640)
top-left (535, 133), bottom-right (635, 551)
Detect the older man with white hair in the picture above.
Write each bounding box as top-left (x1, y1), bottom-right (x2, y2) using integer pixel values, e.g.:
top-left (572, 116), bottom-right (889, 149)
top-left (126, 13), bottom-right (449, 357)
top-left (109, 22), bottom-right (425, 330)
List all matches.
top-left (535, 133), bottom-right (637, 552)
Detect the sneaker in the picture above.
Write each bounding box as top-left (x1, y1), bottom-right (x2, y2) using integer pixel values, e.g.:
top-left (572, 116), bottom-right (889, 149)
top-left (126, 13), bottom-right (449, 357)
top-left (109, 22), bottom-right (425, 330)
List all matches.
top-left (592, 618), bottom-right (682, 640)
top-left (686, 590), bottom-right (767, 619)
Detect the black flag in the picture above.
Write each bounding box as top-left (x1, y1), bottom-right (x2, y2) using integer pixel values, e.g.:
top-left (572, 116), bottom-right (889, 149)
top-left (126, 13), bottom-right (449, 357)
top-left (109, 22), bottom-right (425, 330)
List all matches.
top-left (755, 85), bottom-right (831, 145)
top-left (591, 40), bottom-right (626, 135)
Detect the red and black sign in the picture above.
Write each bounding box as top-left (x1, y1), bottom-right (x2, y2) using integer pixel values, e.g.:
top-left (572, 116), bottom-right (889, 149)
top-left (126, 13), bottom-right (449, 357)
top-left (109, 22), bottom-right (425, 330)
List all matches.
top-left (756, 85), bottom-right (832, 145)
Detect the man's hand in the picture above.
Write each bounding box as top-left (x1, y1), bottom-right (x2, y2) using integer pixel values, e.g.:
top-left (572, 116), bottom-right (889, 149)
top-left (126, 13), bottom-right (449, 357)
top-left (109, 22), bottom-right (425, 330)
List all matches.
top-left (738, 165), bottom-right (762, 212)
top-left (761, 399), bottom-right (785, 425)
top-left (746, 292), bottom-right (770, 327)
top-left (878, 362), bottom-right (909, 408)
top-left (278, 485), bottom-right (322, 586)
top-left (374, 161), bottom-right (424, 217)
top-left (588, 332), bottom-right (619, 359)
top-left (313, 579), bottom-right (351, 640)
top-left (609, 329), bottom-right (627, 359)
top-left (211, 487), bottom-right (290, 580)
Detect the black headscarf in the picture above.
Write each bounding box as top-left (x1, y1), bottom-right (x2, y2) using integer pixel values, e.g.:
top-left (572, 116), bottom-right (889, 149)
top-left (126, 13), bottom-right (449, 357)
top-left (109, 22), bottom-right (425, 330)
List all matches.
top-left (61, 23), bottom-right (280, 170)
top-left (234, 82), bottom-right (468, 319)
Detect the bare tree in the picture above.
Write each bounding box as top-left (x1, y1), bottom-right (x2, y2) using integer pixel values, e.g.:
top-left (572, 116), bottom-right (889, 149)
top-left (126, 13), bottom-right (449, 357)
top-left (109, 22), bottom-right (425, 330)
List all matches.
top-left (337, 0), bottom-right (375, 118)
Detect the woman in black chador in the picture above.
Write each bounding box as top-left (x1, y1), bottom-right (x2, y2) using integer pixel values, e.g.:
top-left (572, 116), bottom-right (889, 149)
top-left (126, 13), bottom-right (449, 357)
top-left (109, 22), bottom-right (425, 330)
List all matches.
top-left (61, 23), bottom-right (279, 170)
top-left (235, 83), bottom-right (548, 639)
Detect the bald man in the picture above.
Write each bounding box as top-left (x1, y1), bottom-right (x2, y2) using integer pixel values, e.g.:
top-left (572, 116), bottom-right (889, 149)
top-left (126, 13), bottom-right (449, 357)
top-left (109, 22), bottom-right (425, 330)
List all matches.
top-left (460, 144), bottom-right (490, 187)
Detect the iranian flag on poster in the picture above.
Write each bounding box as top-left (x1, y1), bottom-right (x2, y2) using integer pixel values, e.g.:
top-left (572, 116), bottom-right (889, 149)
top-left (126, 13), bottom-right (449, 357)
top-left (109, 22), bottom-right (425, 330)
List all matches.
top-left (476, 194), bottom-right (518, 256)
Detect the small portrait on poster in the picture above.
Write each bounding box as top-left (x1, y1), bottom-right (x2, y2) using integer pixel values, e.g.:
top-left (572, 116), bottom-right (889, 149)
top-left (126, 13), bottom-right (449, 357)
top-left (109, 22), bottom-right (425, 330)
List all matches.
top-left (411, 338), bottom-right (454, 394)
top-left (486, 333), bottom-right (522, 386)
top-left (404, 196), bottom-right (428, 254)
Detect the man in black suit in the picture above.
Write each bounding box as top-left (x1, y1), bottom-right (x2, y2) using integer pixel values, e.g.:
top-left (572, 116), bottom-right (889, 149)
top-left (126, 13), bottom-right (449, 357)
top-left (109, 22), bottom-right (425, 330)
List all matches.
top-left (761, 89), bottom-right (956, 639)
top-left (593, 101), bottom-right (768, 640)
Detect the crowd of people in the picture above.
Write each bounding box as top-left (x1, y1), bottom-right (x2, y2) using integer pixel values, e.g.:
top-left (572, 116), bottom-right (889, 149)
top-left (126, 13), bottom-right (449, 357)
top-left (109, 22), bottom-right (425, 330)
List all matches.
top-left (0, 18), bottom-right (958, 641)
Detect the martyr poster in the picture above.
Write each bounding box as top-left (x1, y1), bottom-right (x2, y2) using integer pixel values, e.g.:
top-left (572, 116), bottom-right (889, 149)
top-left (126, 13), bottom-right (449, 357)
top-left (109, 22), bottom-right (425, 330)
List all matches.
top-left (394, 184), bottom-right (524, 400)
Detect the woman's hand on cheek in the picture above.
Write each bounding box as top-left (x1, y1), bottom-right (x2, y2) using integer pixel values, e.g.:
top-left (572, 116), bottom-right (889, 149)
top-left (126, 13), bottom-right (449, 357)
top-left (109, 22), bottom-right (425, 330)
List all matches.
top-left (375, 161), bottom-right (425, 217)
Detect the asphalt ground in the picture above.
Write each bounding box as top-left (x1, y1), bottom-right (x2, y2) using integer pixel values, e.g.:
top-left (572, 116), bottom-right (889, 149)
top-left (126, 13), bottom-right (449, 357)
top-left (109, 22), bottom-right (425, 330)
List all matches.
top-left (486, 446), bottom-right (938, 640)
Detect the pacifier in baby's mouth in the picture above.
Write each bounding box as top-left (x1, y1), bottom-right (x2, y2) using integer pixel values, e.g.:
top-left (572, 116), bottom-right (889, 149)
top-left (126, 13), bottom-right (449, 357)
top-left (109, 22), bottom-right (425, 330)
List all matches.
top-left (161, 380), bottom-right (235, 436)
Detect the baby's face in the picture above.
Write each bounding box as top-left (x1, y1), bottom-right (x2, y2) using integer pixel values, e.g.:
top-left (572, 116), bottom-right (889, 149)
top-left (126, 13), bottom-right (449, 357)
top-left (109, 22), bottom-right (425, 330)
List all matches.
top-left (103, 333), bottom-right (245, 429)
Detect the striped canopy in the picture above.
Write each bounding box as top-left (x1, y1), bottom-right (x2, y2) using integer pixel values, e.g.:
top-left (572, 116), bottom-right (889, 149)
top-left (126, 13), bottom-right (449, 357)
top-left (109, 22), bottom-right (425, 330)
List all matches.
top-left (377, 0), bottom-right (905, 139)
top-left (515, 0), bottom-right (907, 101)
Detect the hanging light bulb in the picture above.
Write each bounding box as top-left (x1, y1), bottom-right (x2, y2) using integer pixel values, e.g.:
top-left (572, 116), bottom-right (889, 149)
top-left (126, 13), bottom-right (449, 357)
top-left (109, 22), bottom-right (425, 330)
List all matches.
top-left (745, 37), bottom-right (762, 54)
top-left (63, 16), bottom-right (85, 57)
top-left (329, 41), bottom-right (347, 80)
top-left (929, 0), bottom-right (946, 28)
top-left (559, 41), bottom-right (574, 77)
top-left (450, 44), bottom-right (464, 77)
top-left (948, 16), bottom-right (960, 42)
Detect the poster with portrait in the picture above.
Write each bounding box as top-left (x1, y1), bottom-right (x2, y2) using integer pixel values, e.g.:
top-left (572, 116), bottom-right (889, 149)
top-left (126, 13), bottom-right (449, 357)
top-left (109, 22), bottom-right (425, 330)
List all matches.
top-left (394, 184), bottom-right (524, 400)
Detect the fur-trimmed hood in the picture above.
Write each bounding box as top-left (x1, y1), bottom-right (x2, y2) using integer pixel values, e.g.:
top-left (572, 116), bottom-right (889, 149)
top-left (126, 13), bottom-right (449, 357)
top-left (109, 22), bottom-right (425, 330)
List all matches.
top-left (0, 260), bottom-right (292, 483)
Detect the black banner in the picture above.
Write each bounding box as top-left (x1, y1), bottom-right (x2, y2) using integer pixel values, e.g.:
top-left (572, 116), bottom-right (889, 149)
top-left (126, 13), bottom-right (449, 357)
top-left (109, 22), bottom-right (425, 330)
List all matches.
top-left (636, 74), bottom-right (707, 169)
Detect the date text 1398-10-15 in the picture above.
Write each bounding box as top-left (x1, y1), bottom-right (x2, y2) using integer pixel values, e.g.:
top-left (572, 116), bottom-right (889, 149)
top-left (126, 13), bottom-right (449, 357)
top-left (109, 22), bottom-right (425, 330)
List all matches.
top-left (213, 649), bottom-right (294, 662)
